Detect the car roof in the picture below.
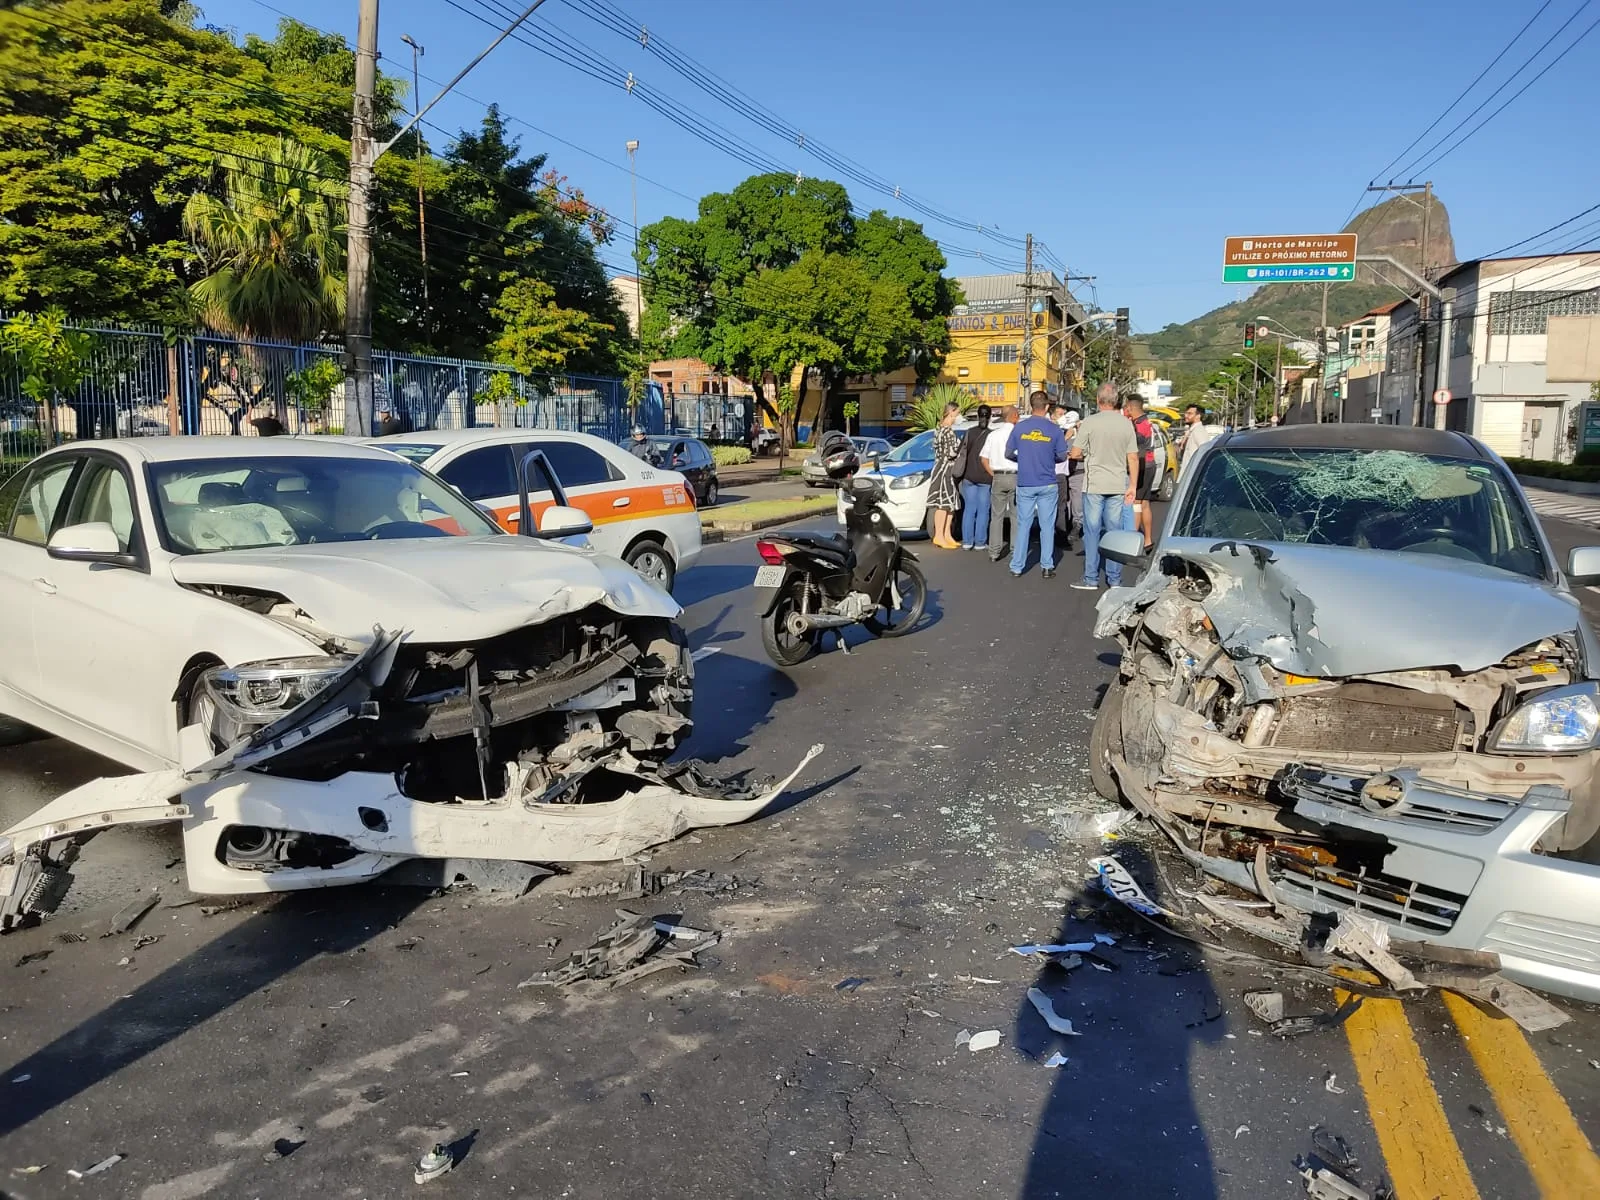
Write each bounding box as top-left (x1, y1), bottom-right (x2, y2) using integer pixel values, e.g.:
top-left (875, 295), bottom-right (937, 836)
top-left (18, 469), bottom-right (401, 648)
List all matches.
top-left (370, 428), bottom-right (623, 455)
top-left (45, 435), bottom-right (405, 465)
top-left (1217, 424), bottom-right (1492, 459)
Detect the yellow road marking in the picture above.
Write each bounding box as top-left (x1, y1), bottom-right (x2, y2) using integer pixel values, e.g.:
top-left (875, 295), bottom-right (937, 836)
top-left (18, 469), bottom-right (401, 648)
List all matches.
top-left (1338, 989), bottom-right (1482, 1200)
top-left (1442, 991), bottom-right (1600, 1198)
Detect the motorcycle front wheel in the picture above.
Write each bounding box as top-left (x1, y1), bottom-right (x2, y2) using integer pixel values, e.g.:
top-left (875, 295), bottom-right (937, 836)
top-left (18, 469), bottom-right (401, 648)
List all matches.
top-left (761, 580), bottom-right (819, 665)
top-left (863, 559), bottom-right (928, 638)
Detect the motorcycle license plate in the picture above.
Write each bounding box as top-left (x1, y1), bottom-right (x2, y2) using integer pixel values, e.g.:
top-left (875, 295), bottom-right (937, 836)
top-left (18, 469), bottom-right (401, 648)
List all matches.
top-left (753, 565), bottom-right (787, 588)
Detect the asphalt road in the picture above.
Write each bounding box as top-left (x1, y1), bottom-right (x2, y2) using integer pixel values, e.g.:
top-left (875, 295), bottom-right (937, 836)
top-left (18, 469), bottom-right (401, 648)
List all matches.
top-left (4, 515), bottom-right (1600, 1199)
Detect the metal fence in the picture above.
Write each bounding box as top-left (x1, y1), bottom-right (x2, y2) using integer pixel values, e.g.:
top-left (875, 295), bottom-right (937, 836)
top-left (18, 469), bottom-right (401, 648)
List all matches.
top-left (0, 316), bottom-right (665, 469)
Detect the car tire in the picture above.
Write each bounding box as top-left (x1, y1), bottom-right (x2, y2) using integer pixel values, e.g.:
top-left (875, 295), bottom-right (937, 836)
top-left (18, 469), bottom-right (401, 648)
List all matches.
top-left (1158, 473), bottom-right (1176, 502)
top-left (1089, 676), bottom-right (1125, 802)
top-left (625, 539), bottom-right (676, 592)
top-left (705, 479), bottom-right (719, 507)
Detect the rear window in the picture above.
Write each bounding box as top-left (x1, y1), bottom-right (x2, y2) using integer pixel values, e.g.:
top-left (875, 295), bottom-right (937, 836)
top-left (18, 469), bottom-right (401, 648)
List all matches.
top-left (531, 440), bottom-right (623, 488)
top-left (385, 443), bottom-right (443, 467)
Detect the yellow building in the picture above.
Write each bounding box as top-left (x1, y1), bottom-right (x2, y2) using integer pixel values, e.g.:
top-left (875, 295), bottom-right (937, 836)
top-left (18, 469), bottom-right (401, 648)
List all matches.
top-left (939, 272), bottom-right (1087, 410)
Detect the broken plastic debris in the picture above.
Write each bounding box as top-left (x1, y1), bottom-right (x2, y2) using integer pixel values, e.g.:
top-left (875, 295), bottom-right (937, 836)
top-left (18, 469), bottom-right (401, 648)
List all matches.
top-left (11, 1073), bottom-right (32, 1084)
top-left (1233, 1125), bottom-right (1249, 1139)
top-left (104, 892), bottom-right (159, 936)
top-left (68, 1154), bottom-right (124, 1179)
top-left (1088, 856), bottom-right (1175, 919)
top-left (1027, 988), bottom-right (1081, 1036)
top-left (328, 998), bottom-right (355, 1010)
top-left (560, 864), bottom-right (743, 901)
top-left (955, 974), bottom-right (1003, 985)
top-left (1043, 1052), bottom-right (1069, 1068)
top-left (1009, 942), bottom-right (1097, 957)
top-left (1244, 990), bottom-right (1285, 1024)
top-left (1312, 1127), bottom-right (1359, 1173)
top-left (414, 1143), bottom-right (453, 1184)
top-left (1297, 1158), bottom-right (1372, 1200)
top-left (1092, 933), bottom-right (1118, 946)
top-left (835, 977), bottom-right (868, 993)
top-left (522, 910), bottom-right (718, 989)
top-left (1057, 809), bottom-right (1137, 839)
top-left (955, 1028), bottom-right (972, 1048)
top-left (966, 1029), bottom-right (1002, 1052)
top-left (1324, 911), bottom-right (1425, 991)
top-left (652, 920), bottom-right (712, 941)
top-left (14, 949), bottom-right (51, 968)
top-left (14, 1164), bottom-right (45, 1174)
top-left (1324, 1072), bottom-right (1346, 1095)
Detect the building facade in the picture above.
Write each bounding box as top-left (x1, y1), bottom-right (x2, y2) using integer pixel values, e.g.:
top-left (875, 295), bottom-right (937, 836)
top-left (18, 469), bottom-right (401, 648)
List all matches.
top-left (938, 273), bottom-right (1088, 410)
top-left (1387, 253), bottom-right (1600, 460)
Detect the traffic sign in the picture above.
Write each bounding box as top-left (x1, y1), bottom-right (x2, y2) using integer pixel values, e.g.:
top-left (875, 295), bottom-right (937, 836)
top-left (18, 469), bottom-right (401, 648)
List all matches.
top-left (1433, 388), bottom-right (1452, 404)
top-left (1223, 234), bottom-right (1358, 285)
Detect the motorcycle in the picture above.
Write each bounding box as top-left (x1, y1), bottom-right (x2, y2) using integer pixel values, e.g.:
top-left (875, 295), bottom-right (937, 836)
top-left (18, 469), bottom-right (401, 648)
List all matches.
top-left (753, 472), bottom-right (928, 665)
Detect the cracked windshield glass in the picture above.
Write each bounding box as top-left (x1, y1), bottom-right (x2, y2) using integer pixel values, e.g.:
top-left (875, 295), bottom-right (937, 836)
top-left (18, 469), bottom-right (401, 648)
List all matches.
top-left (1176, 448), bottom-right (1548, 578)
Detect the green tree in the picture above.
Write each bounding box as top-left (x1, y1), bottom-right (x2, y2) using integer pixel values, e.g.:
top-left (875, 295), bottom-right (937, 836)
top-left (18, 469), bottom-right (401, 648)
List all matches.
top-left (0, 308), bottom-right (94, 448)
top-left (183, 137), bottom-right (346, 342)
top-left (489, 277), bottom-right (615, 378)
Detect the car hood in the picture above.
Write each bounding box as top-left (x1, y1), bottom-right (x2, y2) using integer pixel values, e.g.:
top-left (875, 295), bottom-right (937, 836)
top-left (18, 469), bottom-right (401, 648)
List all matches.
top-left (875, 459), bottom-right (931, 478)
top-left (169, 536), bottom-right (680, 643)
top-left (1098, 539), bottom-right (1580, 677)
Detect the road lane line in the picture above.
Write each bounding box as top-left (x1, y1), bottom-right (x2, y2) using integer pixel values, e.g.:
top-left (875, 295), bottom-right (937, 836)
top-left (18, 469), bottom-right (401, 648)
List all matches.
top-left (1338, 989), bottom-right (1482, 1200)
top-left (1441, 991), bottom-right (1600, 1198)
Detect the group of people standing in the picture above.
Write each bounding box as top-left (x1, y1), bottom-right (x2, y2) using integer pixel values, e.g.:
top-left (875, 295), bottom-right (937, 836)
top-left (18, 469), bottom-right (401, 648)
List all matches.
top-left (923, 383), bottom-right (1217, 588)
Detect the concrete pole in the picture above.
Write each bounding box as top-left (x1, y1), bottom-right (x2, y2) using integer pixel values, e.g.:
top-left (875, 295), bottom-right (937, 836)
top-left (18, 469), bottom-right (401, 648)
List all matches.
top-left (402, 35), bottom-right (429, 315)
top-left (1433, 288), bottom-right (1455, 431)
top-left (1019, 233), bottom-right (1034, 399)
top-left (344, 0), bottom-right (379, 439)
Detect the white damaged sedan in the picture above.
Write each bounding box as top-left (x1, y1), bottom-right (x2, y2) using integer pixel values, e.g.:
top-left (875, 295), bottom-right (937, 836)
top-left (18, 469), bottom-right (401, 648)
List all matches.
top-left (0, 437), bottom-right (818, 926)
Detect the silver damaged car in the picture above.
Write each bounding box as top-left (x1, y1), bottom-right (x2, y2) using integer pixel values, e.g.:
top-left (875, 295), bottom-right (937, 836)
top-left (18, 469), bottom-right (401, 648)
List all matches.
top-left (1090, 424), bottom-right (1600, 1003)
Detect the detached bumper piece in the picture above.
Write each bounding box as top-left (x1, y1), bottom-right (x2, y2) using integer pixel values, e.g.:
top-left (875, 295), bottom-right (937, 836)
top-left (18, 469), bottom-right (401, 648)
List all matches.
top-left (1182, 764), bottom-right (1600, 1004)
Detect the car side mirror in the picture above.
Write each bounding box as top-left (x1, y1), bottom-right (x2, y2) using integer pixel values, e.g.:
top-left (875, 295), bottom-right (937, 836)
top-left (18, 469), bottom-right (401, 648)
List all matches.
top-left (533, 505), bottom-right (594, 539)
top-left (46, 522), bottom-right (136, 566)
top-left (1099, 529), bottom-right (1148, 568)
top-left (1568, 546), bottom-right (1600, 585)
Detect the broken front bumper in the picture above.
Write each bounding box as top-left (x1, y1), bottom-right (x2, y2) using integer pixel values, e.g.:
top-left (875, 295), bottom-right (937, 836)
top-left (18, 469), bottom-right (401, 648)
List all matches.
top-left (1128, 753), bottom-right (1600, 1003)
top-left (1, 744), bottom-right (824, 927)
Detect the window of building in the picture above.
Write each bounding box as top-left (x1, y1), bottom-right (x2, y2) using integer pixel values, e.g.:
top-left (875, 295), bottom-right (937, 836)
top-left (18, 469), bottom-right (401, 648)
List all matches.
top-left (987, 344), bottom-right (1019, 364)
top-left (1452, 310), bottom-right (1474, 359)
top-left (1488, 288), bottom-right (1600, 336)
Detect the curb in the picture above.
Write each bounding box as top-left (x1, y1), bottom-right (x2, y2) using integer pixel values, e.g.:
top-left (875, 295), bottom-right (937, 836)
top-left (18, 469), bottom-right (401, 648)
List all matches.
top-left (701, 503), bottom-right (836, 543)
top-left (1517, 474), bottom-right (1600, 497)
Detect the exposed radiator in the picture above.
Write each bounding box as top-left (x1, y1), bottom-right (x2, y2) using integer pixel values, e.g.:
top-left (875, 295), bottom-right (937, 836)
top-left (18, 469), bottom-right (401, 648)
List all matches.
top-left (1270, 683), bottom-right (1463, 755)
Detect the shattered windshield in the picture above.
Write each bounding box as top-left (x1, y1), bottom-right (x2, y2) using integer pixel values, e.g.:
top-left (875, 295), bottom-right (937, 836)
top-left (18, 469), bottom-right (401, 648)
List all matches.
top-left (150, 455), bottom-right (502, 554)
top-left (1174, 448), bottom-right (1548, 579)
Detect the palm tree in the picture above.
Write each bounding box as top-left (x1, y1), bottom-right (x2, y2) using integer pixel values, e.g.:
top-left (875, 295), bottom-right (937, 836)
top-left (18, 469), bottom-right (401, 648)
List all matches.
top-left (906, 381), bottom-right (976, 432)
top-left (183, 137), bottom-right (346, 342)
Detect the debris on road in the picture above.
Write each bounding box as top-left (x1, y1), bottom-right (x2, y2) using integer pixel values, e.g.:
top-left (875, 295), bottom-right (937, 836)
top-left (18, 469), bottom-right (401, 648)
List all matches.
top-left (1242, 987), bottom-right (1363, 1038)
top-left (1057, 809), bottom-right (1138, 840)
top-left (414, 1143), bottom-right (453, 1184)
top-left (13, 949), bottom-right (50, 968)
top-left (1026, 988), bottom-right (1082, 1037)
top-left (1042, 1052), bottom-right (1069, 1068)
top-left (520, 910), bottom-right (719, 990)
top-left (834, 977), bottom-right (867, 993)
top-left (1324, 1072), bottom-right (1346, 1095)
top-left (11, 1074), bottom-right (32, 1084)
top-left (1297, 1158), bottom-right (1375, 1200)
top-left (1088, 856), bottom-right (1175, 919)
top-left (104, 892), bottom-right (159, 936)
top-left (559, 865), bottom-right (746, 900)
top-left (384, 858), bottom-right (553, 898)
top-left (965, 1029), bottom-right (1002, 1052)
top-left (1322, 912), bottom-right (1425, 992)
top-left (67, 1154), bottom-right (124, 1179)
top-left (1312, 1128), bottom-right (1360, 1173)
top-left (1416, 967), bottom-right (1569, 1032)
top-left (1009, 941), bottom-right (1098, 958)
top-left (1243, 990), bottom-right (1284, 1023)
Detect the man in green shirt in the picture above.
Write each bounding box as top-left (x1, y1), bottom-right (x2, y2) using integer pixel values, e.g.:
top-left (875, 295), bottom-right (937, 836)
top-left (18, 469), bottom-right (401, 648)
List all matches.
top-left (1068, 384), bottom-right (1138, 589)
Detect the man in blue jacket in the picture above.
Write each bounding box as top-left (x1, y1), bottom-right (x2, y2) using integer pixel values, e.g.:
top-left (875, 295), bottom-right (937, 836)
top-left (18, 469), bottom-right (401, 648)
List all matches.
top-left (1005, 390), bottom-right (1070, 578)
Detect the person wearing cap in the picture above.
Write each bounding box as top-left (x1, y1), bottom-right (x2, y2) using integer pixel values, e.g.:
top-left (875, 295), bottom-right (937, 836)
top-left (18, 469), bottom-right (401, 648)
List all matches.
top-left (377, 407), bottom-right (408, 436)
top-left (628, 426), bottom-right (654, 461)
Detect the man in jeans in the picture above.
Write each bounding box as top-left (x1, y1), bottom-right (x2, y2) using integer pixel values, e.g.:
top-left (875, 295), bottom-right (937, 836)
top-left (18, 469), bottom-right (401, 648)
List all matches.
top-left (1005, 391), bottom-right (1069, 578)
top-left (980, 404), bottom-right (1018, 561)
top-left (1069, 383), bottom-right (1138, 590)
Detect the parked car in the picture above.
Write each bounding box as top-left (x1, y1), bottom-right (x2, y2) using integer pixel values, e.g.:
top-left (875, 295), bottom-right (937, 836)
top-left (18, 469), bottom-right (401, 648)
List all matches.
top-left (374, 428), bottom-right (702, 592)
top-left (0, 436), bottom-right (820, 919)
top-left (750, 426), bottom-right (781, 456)
top-left (833, 423), bottom-right (976, 535)
top-left (636, 435), bottom-right (719, 506)
top-left (802, 436), bottom-right (891, 486)
top-left (1089, 423), bottom-right (1600, 1002)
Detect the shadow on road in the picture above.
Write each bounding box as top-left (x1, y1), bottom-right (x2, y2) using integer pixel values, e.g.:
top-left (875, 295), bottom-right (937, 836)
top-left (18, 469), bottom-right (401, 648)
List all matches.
top-left (1017, 842), bottom-right (1222, 1198)
top-left (0, 887), bottom-right (425, 1139)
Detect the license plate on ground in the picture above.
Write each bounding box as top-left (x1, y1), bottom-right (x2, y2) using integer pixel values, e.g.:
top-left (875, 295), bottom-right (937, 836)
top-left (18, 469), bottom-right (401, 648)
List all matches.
top-left (754, 564), bottom-right (787, 588)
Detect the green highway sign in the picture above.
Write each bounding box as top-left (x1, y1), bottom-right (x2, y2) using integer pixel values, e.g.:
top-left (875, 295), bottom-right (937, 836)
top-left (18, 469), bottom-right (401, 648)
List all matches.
top-left (1223, 234), bottom-right (1358, 285)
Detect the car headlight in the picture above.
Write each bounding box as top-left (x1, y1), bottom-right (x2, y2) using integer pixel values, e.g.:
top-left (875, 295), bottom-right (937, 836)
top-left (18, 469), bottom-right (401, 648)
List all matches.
top-left (889, 470), bottom-right (930, 490)
top-left (192, 655), bottom-right (356, 748)
top-left (1491, 683), bottom-right (1600, 753)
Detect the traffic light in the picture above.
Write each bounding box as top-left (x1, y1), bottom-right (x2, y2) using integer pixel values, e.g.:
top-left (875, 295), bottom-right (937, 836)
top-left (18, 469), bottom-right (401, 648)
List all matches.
top-left (1115, 307), bottom-right (1129, 339)
top-left (1330, 381), bottom-right (1342, 401)
top-left (1243, 323), bottom-right (1256, 349)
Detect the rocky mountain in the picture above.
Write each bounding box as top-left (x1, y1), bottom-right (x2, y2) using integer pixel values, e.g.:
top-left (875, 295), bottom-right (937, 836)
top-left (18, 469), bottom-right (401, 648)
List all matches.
top-left (1140, 195), bottom-right (1458, 376)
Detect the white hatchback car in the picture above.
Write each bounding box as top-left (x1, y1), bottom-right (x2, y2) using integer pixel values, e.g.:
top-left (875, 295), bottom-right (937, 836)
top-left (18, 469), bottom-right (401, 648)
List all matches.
top-left (834, 423), bottom-right (977, 534)
top-left (374, 428), bottom-right (702, 591)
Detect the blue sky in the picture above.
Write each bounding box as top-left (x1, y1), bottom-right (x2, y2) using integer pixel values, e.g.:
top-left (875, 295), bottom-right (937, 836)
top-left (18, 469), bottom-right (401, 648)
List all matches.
top-left (203, 0), bottom-right (1600, 333)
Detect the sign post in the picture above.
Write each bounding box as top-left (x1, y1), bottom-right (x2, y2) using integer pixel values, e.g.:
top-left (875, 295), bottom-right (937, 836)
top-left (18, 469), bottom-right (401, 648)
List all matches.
top-left (1223, 235), bottom-right (1358, 284)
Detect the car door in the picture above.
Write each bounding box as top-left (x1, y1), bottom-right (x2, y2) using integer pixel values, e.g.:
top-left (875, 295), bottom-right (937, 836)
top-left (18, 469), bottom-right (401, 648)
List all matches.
top-left (432, 444), bottom-right (519, 532)
top-left (26, 453), bottom-right (177, 756)
top-left (0, 454), bottom-right (82, 705)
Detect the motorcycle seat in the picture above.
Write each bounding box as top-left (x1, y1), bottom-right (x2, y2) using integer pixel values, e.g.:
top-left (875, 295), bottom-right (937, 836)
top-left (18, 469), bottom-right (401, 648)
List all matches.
top-left (788, 531), bottom-right (853, 561)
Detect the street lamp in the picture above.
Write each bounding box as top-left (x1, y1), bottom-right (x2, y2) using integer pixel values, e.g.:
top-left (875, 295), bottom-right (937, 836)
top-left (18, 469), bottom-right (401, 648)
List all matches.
top-left (624, 140), bottom-right (641, 346)
top-left (399, 34), bottom-right (428, 314)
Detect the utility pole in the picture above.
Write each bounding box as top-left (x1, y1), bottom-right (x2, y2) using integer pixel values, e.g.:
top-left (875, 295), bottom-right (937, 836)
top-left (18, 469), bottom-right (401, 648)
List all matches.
top-left (1019, 233), bottom-right (1034, 401)
top-left (344, 0), bottom-right (380, 438)
top-left (344, 0), bottom-right (552, 437)
top-left (1318, 282), bottom-right (1329, 422)
top-left (400, 34), bottom-right (428, 316)
top-left (625, 140), bottom-right (641, 343)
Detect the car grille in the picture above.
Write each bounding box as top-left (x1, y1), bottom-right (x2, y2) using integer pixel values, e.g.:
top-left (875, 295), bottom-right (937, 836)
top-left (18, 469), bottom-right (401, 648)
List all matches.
top-left (1269, 852), bottom-right (1470, 935)
top-left (1271, 684), bottom-right (1462, 755)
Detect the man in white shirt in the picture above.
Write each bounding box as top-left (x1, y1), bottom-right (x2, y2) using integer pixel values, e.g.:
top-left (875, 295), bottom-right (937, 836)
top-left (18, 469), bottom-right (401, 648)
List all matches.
top-left (979, 404), bottom-right (1019, 562)
top-left (1177, 403), bottom-right (1221, 477)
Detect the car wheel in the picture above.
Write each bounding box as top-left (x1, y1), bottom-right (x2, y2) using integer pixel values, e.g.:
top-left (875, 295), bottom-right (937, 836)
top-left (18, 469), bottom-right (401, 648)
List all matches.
top-left (705, 478), bottom-right (719, 507)
top-left (1158, 473), bottom-right (1176, 502)
top-left (1089, 677), bottom-right (1125, 802)
top-left (625, 539), bottom-right (676, 592)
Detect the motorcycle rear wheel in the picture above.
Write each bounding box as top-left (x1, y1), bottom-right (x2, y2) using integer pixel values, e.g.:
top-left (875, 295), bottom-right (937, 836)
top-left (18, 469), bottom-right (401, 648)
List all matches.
top-left (761, 581), bottom-right (819, 665)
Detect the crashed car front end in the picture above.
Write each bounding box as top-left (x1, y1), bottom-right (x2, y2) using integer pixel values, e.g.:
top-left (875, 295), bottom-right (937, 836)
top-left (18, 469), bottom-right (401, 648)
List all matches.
top-left (1095, 541), bottom-right (1600, 1003)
